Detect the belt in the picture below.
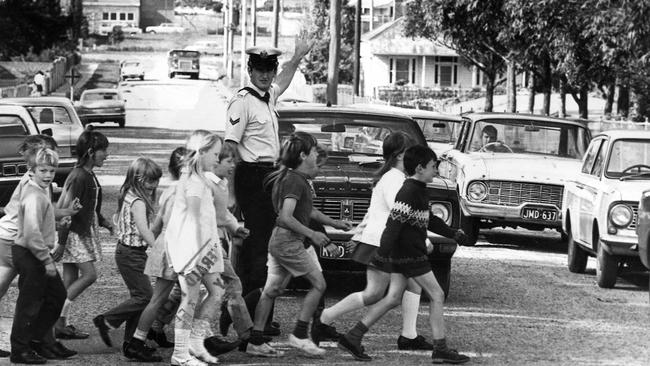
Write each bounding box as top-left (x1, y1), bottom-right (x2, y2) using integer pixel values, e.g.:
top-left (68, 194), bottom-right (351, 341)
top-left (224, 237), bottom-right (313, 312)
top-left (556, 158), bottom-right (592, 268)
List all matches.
top-left (118, 242), bottom-right (147, 251)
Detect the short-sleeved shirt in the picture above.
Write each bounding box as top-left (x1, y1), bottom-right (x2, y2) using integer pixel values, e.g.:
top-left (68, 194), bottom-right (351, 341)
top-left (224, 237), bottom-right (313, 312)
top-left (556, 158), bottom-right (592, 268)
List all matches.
top-left (272, 170), bottom-right (312, 229)
top-left (224, 83), bottom-right (280, 163)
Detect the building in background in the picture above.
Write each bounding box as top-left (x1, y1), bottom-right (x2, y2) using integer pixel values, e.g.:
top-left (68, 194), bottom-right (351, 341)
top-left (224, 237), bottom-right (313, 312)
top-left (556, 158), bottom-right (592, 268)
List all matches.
top-left (83, 0), bottom-right (140, 35)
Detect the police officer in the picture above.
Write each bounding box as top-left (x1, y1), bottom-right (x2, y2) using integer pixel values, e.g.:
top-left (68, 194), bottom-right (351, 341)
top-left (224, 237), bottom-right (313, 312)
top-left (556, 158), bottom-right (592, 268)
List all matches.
top-left (223, 35), bottom-right (314, 335)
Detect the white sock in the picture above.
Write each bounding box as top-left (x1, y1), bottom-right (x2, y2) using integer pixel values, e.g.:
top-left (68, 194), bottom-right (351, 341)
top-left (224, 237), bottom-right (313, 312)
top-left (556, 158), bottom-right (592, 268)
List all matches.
top-left (60, 299), bottom-right (73, 323)
top-left (172, 328), bottom-right (192, 361)
top-left (133, 328), bottom-right (148, 341)
top-left (401, 290), bottom-right (421, 339)
top-left (320, 292), bottom-right (365, 325)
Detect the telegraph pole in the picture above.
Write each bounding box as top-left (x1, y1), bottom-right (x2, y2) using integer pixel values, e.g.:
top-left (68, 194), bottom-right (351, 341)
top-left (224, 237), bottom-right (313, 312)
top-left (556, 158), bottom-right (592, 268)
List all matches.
top-left (353, 0), bottom-right (362, 96)
top-left (271, 0), bottom-right (280, 47)
top-left (252, 0), bottom-right (257, 45)
top-left (326, 0), bottom-right (341, 104)
top-left (240, 0), bottom-right (248, 87)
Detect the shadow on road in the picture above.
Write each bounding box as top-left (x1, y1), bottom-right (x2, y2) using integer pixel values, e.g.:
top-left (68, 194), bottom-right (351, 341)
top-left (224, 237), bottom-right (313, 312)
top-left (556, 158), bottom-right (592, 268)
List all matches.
top-left (479, 228), bottom-right (566, 254)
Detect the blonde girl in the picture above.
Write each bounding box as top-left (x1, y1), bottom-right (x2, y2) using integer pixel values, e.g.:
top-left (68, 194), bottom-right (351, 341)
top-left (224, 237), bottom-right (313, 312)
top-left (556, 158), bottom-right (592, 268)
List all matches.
top-left (92, 158), bottom-right (162, 349)
top-left (166, 130), bottom-right (225, 366)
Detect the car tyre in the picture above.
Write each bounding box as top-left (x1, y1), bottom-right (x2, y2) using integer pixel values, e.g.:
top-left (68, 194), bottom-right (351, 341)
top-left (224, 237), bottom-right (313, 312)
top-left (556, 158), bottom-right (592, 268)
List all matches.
top-left (118, 119), bottom-right (125, 128)
top-left (148, 30), bottom-right (156, 34)
top-left (596, 240), bottom-right (618, 288)
top-left (191, 73), bottom-right (199, 80)
top-left (169, 72), bottom-right (175, 79)
top-left (566, 227), bottom-right (587, 273)
top-left (460, 214), bottom-right (479, 246)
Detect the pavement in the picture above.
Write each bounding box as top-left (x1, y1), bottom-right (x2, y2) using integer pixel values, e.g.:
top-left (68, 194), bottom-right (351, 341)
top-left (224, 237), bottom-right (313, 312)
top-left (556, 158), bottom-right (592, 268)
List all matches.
top-left (50, 63), bottom-right (99, 99)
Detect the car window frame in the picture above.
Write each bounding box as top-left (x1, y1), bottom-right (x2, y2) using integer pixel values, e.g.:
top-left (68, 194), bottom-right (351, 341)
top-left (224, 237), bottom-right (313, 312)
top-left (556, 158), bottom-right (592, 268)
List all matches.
top-left (590, 138), bottom-right (609, 177)
top-left (456, 118), bottom-right (472, 151)
top-left (581, 138), bottom-right (604, 174)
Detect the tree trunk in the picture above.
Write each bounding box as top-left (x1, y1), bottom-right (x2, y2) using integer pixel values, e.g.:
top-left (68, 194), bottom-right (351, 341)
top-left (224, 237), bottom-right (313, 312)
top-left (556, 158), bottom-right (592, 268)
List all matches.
top-left (573, 86), bottom-right (588, 119)
top-left (353, 0), bottom-right (361, 96)
top-left (527, 73), bottom-right (535, 114)
top-left (603, 82), bottom-right (615, 118)
top-left (542, 58), bottom-right (551, 115)
top-left (271, 0), bottom-right (280, 47)
top-left (618, 85), bottom-right (629, 118)
top-left (506, 59), bottom-right (516, 113)
top-left (326, 0), bottom-right (341, 105)
top-left (630, 87), bottom-right (649, 122)
top-left (559, 77), bottom-right (566, 118)
top-left (484, 73), bottom-right (495, 112)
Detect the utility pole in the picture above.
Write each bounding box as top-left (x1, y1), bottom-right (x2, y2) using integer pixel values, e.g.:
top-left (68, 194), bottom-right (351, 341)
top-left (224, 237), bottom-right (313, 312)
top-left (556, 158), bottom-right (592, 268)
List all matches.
top-left (240, 0), bottom-right (248, 87)
top-left (369, 0), bottom-right (374, 31)
top-left (327, 0), bottom-right (341, 104)
top-left (223, 0), bottom-right (229, 76)
top-left (353, 0), bottom-right (361, 96)
top-left (252, 0), bottom-right (257, 45)
top-left (271, 0), bottom-right (280, 47)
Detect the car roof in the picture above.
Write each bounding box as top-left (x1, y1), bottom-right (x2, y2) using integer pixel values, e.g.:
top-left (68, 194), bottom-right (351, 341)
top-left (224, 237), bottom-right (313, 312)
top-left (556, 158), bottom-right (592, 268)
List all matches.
top-left (0, 97), bottom-right (74, 107)
top-left (349, 103), bottom-right (462, 121)
top-left (277, 104), bottom-right (417, 121)
top-left (463, 112), bottom-right (588, 127)
top-left (594, 129), bottom-right (650, 140)
top-left (81, 88), bottom-right (119, 94)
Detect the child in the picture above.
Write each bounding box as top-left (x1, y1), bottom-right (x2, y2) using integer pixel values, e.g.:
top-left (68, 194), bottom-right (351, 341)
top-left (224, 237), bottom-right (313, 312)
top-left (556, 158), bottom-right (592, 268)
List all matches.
top-left (9, 148), bottom-right (69, 364)
top-left (0, 136), bottom-right (78, 360)
top-left (123, 148), bottom-right (187, 362)
top-left (314, 132), bottom-right (435, 351)
top-left (247, 132), bottom-right (352, 358)
top-left (165, 130), bottom-right (225, 366)
top-left (92, 157), bottom-right (162, 351)
top-left (338, 145), bottom-right (470, 364)
top-left (54, 129), bottom-right (113, 339)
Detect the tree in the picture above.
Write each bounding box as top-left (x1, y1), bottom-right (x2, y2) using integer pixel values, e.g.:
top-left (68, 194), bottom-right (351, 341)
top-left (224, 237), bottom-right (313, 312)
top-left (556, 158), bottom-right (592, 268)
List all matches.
top-left (403, 0), bottom-right (508, 112)
top-left (0, 0), bottom-right (72, 60)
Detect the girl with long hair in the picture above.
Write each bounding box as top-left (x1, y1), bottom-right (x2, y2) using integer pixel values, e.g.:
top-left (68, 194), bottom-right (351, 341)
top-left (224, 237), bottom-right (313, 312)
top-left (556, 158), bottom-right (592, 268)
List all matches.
top-left (246, 132), bottom-right (352, 358)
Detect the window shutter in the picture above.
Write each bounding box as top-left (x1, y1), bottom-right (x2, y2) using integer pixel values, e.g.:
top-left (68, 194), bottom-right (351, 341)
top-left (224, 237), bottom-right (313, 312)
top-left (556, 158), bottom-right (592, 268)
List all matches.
top-left (389, 59), bottom-right (393, 83)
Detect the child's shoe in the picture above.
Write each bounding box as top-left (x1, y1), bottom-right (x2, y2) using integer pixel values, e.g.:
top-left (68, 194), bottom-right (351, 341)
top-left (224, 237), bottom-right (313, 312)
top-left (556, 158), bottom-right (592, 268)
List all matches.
top-left (245, 342), bottom-right (284, 357)
top-left (170, 354), bottom-right (208, 366)
top-left (431, 347), bottom-right (470, 364)
top-left (288, 334), bottom-right (325, 357)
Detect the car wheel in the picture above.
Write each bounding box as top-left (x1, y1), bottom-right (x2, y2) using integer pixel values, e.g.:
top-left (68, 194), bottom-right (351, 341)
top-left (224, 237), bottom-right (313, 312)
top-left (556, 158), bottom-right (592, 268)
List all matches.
top-left (169, 72), bottom-right (175, 79)
top-left (148, 30), bottom-right (156, 34)
top-left (191, 73), bottom-right (199, 80)
top-left (460, 214), bottom-right (479, 246)
top-left (596, 240), bottom-right (618, 288)
top-left (566, 226), bottom-right (588, 273)
top-left (431, 258), bottom-right (451, 299)
top-left (140, 75), bottom-right (144, 81)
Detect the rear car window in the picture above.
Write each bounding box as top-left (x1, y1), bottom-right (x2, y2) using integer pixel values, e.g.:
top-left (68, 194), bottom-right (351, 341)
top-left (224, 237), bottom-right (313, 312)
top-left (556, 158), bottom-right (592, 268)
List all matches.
top-left (26, 106), bottom-right (73, 125)
top-left (0, 115), bottom-right (28, 135)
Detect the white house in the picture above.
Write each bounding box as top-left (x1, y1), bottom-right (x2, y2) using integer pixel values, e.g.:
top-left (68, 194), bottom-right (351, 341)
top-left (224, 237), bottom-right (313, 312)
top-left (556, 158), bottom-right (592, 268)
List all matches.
top-left (360, 17), bottom-right (487, 98)
top-left (83, 0), bottom-right (141, 35)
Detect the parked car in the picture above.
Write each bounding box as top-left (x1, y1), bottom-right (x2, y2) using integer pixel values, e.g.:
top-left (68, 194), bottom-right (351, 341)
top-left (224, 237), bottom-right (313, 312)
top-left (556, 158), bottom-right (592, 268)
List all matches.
top-left (350, 104), bottom-right (463, 155)
top-left (145, 23), bottom-right (186, 34)
top-left (98, 22), bottom-right (141, 36)
top-left (0, 97), bottom-right (82, 186)
top-left (0, 105), bottom-right (54, 206)
top-left (439, 113), bottom-right (591, 246)
top-left (75, 89), bottom-right (126, 128)
top-left (120, 60), bottom-right (145, 81)
top-left (562, 130), bottom-right (650, 288)
top-left (167, 49), bottom-right (200, 79)
top-left (636, 189), bottom-right (650, 298)
top-left (277, 104), bottom-right (462, 295)
top-left (184, 40), bottom-right (221, 55)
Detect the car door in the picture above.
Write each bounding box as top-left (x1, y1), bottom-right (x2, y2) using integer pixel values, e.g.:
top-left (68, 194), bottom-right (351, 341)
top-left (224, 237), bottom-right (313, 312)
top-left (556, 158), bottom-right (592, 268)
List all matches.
top-left (576, 138), bottom-right (608, 244)
top-left (26, 106), bottom-right (76, 160)
top-left (439, 118), bottom-right (471, 182)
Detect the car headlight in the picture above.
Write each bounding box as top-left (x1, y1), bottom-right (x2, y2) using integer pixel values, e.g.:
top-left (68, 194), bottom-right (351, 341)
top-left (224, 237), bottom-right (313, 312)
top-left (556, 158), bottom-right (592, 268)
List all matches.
top-left (467, 181), bottom-right (487, 202)
top-left (430, 202), bottom-right (451, 225)
top-left (610, 204), bottom-right (633, 227)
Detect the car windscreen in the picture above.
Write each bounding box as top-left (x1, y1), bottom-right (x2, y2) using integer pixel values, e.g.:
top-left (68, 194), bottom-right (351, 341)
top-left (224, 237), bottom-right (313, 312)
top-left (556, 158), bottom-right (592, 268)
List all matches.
top-left (26, 106), bottom-right (73, 125)
top-left (414, 118), bottom-right (461, 144)
top-left (468, 119), bottom-right (589, 159)
top-left (279, 115), bottom-right (423, 161)
top-left (82, 93), bottom-right (119, 101)
top-left (606, 139), bottom-right (650, 178)
top-left (169, 51), bottom-right (199, 58)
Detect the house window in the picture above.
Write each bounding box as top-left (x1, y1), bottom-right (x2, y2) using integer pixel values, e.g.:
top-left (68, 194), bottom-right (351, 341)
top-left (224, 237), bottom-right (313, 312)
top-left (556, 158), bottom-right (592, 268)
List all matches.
top-left (120, 13), bottom-right (126, 20)
top-left (110, 12), bottom-right (117, 20)
top-left (102, 12), bottom-right (109, 20)
top-left (127, 13), bottom-right (134, 21)
top-left (390, 58), bottom-right (415, 85)
top-left (435, 56), bottom-right (459, 87)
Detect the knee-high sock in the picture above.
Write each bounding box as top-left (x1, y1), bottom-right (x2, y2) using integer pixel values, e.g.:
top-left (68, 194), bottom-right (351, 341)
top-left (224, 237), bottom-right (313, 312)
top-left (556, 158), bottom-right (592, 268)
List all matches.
top-left (401, 290), bottom-right (421, 339)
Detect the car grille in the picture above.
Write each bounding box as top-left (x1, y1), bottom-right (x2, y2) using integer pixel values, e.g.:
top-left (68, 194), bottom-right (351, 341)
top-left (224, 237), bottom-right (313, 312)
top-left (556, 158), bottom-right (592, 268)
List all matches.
top-left (313, 197), bottom-right (369, 221)
top-left (1, 162), bottom-right (28, 177)
top-left (484, 181), bottom-right (564, 208)
top-left (629, 204), bottom-right (639, 230)
top-left (179, 60), bottom-right (192, 70)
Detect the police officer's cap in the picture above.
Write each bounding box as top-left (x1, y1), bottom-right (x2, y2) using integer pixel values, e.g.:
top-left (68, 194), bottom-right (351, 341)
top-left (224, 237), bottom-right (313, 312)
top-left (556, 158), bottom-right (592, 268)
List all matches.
top-left (246, 46), bottom-right (282, 71)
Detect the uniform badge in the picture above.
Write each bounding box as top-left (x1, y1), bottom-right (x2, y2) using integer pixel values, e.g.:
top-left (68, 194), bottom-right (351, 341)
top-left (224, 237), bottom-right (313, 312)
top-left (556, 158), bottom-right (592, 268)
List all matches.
top-left (229, 117), bottom-right (240, 125)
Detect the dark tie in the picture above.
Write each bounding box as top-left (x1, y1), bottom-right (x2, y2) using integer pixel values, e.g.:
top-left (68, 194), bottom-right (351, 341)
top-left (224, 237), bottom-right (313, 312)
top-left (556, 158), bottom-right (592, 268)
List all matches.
top-left (241, 87), bottom-right (270, 104)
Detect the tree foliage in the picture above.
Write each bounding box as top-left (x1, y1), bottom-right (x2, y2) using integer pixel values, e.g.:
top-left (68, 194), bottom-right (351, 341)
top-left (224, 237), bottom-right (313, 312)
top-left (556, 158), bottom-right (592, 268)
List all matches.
top-left (0, 0), bottom-right (73, 61)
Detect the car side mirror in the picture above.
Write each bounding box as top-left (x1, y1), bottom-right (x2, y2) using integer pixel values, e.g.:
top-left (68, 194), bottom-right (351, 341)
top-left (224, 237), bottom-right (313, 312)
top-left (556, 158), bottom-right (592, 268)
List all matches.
top-left (41, 128), bottom-right (53, 136)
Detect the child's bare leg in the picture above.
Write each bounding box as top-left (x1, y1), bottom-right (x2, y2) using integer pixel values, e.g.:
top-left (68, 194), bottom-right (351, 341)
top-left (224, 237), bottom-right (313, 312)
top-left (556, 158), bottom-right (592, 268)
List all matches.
top-left (252, 273), bottom-right (290, 333)
top-left (57, 262), bottom-right (97, 335)
top-left (411, 271), bottom-right (445, 339)
top-left (189, 272), bottom-right (224, 363)
top-left (298, 270), bottom-right (326, 323)
top-left (360, 273), bottom-right (408, 329)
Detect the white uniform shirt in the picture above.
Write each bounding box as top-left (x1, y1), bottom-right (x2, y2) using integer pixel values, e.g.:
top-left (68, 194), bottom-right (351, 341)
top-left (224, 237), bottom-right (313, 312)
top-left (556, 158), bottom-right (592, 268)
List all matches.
top-left (224, 83), bottom-right (280, 163)
top-left (359, 168), bottom-right (406, 247)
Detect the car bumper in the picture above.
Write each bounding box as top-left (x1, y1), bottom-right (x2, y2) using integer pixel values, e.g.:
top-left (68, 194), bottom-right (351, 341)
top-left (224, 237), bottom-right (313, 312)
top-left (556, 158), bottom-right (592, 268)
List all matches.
top-left (600, 231), bottom-right (639, 257)
top-left (79, 113), bottom-right (125, 123)
top-left (461, 199), bottom-right (562, 228)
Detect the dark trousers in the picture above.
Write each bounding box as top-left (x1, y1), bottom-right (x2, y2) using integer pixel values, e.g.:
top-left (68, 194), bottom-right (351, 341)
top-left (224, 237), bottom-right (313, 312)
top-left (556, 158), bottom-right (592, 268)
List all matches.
top-left (103, 244), bottom-right (152, 342)
top-left (234, 162), bottom-right (277, 295)
top-left (10, 246), bottom-right (66, 353)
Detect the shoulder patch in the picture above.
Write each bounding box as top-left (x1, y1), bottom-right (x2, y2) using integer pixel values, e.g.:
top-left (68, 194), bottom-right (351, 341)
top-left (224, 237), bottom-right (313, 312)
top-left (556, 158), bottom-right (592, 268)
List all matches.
top-left (237, 89), bottom-right (250, 97)
top-left (229, 116), bottom-right (240, 125)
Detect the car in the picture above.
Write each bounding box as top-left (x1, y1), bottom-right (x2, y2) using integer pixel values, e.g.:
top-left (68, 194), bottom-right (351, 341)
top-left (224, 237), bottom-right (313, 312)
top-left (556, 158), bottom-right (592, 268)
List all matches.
top-left (184, 40), bottom-right (221, 55)
top-left (277, 104), bottom-right (462, 296)
top-left (98, 22), bottom-right (142, 36)
top-left (145, 23), bottom-right (186, 34)
top-left (636, 189), bottom-right (650, 298)
top-left (75, 88), bottom-right (126, 128)
top-left (349, 104), bottom-right (463, 155)
top-left (439, 113), bottom-right (592, 246)
top-left (167, 49), bottom-right (200, 79)
top-left (120, 60), bottom-right (145, 81)
top-left (561, 130), bottom-right (650, 288)
top-left (0, 105), bottom-right (53, 206)
top-left (0, 97), bottom-right (83, 187)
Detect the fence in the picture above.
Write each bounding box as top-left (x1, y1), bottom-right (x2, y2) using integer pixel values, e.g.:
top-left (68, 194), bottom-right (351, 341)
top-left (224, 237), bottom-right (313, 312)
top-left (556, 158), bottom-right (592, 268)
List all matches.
top-left (0, 56), bottom-right (68, 98)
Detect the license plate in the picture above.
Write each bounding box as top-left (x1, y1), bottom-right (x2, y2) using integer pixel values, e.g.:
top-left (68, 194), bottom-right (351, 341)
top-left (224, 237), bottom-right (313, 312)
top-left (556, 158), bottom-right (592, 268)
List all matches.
top-left (521, 207), bottom-right (558, 221)
top-left (320, 243), bottom-right (349, 259)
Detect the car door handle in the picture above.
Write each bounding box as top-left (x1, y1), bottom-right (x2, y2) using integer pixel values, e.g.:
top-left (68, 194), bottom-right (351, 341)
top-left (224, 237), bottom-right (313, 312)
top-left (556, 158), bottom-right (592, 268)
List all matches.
top-left (575, 183), bottom-right (584, 190)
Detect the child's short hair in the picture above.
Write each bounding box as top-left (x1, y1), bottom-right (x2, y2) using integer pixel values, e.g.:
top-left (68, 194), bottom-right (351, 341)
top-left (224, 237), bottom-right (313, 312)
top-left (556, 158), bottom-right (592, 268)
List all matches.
top-left (218, 141), bottom-right (237, 162)
top-left (19, 135), bottom-right (58, 166)
top-left (29, 147), bottom-right (59, 170)
top-left (404, 145), bottom-right (436, 176)
top-left (168, 146), bottom-right (187, 180)
top-left (76, 129), bottom-right (109, 166)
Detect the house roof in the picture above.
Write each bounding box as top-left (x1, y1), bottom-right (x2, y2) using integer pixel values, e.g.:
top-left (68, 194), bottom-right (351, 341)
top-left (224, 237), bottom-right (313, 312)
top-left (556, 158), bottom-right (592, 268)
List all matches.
top-left (347, 0), bottom-right (395, 8)
top-left (83, 0), bottom-right (139, 7)
top-left (362, 17), bottom-right (458, 57)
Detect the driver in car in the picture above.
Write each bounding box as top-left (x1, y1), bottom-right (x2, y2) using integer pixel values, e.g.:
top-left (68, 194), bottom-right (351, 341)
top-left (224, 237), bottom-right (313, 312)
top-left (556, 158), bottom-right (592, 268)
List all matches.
top-left (479, 125), bottom-right (510, 153)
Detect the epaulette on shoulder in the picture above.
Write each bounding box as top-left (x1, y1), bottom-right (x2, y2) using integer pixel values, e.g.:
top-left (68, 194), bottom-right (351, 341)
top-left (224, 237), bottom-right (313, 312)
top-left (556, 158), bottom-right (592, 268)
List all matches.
top-left (228, 90), bottom-right (249, 108)
top-left (237, 88), bottom-right (250, 97)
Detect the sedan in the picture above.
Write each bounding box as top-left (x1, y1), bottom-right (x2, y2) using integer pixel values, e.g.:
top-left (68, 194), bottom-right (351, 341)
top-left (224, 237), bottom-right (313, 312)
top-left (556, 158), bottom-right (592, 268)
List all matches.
top-left (120, 60), bottom-right (145, 81)
top-left (75, 89), bottom-right (126, 128)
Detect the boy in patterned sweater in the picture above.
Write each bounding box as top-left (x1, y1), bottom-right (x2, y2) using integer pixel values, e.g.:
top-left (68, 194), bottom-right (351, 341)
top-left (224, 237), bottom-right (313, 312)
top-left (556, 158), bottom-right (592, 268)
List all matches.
top-left (338, 145), bottom-right (470, 364)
